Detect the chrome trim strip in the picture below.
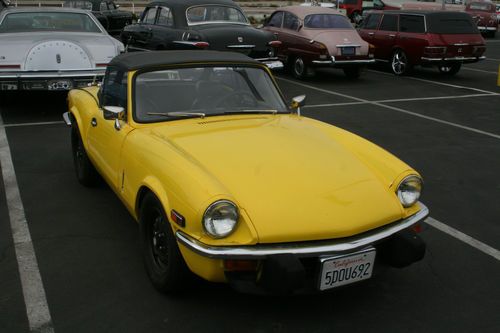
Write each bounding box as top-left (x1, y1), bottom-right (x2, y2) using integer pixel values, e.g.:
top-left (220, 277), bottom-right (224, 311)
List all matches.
top-left (0, 70), bottom-right (105, 79)
top-left (175, 203), bottom-right (429, 259)
top-left (335, 44), bottom-right (361, 48)
top-left (226, 45), bottom-right (256, 49)
top-left (477, 26), bottom-right (497, 31)
top-left (312, 59), bottom-right (376, 65)
top-left (453, 43), bottom-right (470, 46)
top-left (421, 56), bottom-right (485, 62)
top-left (62, 112), bottom-right (72, 127)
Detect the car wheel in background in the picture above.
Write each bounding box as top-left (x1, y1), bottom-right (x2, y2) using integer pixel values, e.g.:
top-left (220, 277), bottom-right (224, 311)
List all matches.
top-left (140, 192), bottom-right (190, 294)
top-left (343, 67), bottom-right (361, 79)
top-left (71, 121), bottom-right (99, 187)
top-left (292, 56), bottom-right (309, 79)
top-left (438, 63), bottom-right (461, 76)
top-left (391, 49), bottom-right (411, 76)
top-left (351, 11), bottom-right (363, 25)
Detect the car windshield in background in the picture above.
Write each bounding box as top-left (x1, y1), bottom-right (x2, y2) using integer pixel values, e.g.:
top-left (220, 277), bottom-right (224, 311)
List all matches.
top-left (427, 13), bottom-right (478, 34)
top-left (0, 12), bottom-right (101, 33)
top-left (469, 3), bottom-right (494, 11)
top-left (186, 5), bottom-right (248, 25)
top-left (63, 1), bottom-right (93, 10)
top-left (134, 66), bottom-right (288, 123)
top-left (304, 14), bottom-right (353, 29)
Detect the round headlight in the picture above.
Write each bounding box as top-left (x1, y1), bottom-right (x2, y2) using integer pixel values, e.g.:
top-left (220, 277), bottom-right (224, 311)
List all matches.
top-left (203, 200), bottom-right (239, 238)
top-left (397, 175), bottom-right (422, 208)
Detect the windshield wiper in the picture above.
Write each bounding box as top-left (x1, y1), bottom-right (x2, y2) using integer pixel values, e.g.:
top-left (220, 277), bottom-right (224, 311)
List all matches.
top-left (223, 109), bottom-right (280, 114)
top-left (147, 112), bottom-right (206, 118)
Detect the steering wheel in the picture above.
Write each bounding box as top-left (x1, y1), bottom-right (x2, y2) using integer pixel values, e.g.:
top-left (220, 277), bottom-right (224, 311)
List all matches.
top-left (214, 91), bottom-right (258, 109)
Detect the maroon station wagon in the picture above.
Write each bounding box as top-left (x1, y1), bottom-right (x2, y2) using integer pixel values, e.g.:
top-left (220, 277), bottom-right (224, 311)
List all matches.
top-left (263, 6), bottom-right (375, 79)
top-left (358, 10), bottom-right (486, 76)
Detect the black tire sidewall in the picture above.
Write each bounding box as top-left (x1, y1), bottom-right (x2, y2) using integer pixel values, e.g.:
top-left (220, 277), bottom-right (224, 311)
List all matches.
top-left (71, 122), bottom-right (98, 186)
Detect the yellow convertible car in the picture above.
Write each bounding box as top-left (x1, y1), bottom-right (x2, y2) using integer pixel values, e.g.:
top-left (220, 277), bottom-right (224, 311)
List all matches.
top-left (64, 51), bottom-right (428, 294)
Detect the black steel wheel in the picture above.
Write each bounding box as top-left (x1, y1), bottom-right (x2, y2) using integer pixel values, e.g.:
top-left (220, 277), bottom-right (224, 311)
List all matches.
top-left (391, 49), bottom-right (410, 76)
top-left (71, 121), bottom-right (99, 187)
top-left (140, 192), bottom-right (190, 294)
top-left (438, 63), bottom-right (461, 76)
top-left (292, 56), bottom-right (309, 80)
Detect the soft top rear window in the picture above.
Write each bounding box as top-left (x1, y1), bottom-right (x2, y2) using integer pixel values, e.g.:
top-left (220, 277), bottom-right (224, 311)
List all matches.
top-left (426, 13), bottom-right (479, 34)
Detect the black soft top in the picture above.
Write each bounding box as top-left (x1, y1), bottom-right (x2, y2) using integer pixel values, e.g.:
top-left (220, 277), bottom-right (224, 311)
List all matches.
top-left (109, 50), bottom-right (260, 71)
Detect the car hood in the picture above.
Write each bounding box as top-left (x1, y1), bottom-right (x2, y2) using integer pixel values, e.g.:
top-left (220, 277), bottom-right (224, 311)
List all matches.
top-left (0, 32), bottom-right (122, 69)
top-left (193, 24), bottom-right (273, 51)
top-left (304, 29), bottom-right (369, 55)
top-left (149, 115), bottom-right (405, 243)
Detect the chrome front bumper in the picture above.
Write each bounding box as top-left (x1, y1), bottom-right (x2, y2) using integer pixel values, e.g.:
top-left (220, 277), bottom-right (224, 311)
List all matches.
top-left (478, 26), bottom-right (497, 31)
top-left (0, 69), bottom-right (105, 91)
top-left (176, 203), bottom-right (429, 259)
top-left (255, 57), bottom-right (284, 70)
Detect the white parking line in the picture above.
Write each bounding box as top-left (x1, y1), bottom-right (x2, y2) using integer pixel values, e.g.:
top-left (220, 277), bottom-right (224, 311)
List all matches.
top-left (0, 120), bottom-right (64, 128)
top-left (462, 67), bottom-right (498, 75)
top-left (278, 77), bottom-right (500, 140)
top-left (484, 58), bottom-right (500, 61)
top-left (0, 114), bottom-right (54, 332)
top-left (425, 217), bottom-right (500, 261)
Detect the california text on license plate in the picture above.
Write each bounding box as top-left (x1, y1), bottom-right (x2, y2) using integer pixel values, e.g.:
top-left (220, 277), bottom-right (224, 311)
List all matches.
top-left (318, 248), bottom-right (376, 290)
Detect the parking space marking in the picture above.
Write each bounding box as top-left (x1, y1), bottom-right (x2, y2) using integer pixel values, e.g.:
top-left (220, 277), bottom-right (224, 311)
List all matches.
top-left (305, 93), bottom-right (497, 109)
top-left (462, 67), bottom-right (498, 75)
top-left (278, 77), bottom-right (500, 140)
top-left (426, 217), bottom-right (500, 261)
top-left (0, 120), bottom-right (64, 128)
top-left (0, 114), bottom-right (54, 332)
top-left (368, 70), bottom-right (499, 95)
top-left (484, 58), bottom-right (500, 61)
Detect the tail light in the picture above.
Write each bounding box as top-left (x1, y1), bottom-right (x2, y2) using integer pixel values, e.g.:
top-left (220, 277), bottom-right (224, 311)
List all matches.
top-left (423, 46), bottom-right (446, 57)
top-left (95, 63), bottom-right (108, 68)
top-left (310, 40), bottom-right (329, 56)
top-left (193, 41), bottom-right (209, 49)
top-left (369, 43), bottom-right (376, 58)
top-left (267, 40), bottom-right (282, 48)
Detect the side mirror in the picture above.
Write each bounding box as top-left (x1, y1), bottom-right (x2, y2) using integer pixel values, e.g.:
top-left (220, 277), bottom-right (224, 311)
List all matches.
top-left (103, 106), bottom-right (125, 130)
top-left (290, 95), bottom-right (306, 116)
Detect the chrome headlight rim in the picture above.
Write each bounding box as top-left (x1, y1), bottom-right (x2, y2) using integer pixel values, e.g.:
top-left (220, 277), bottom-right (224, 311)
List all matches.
top-left (202, 199), bottom-right (239, 239)
top-left (396, 175), bottom-right (423, 208)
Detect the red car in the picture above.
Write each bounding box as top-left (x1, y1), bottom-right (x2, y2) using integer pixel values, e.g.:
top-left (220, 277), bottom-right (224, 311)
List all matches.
top-left (358, 10), bottom-right (486, 75)
top-left (466, 1), bottom-right (498, 37)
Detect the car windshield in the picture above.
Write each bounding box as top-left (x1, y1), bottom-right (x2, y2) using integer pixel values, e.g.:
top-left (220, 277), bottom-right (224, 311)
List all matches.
top-left (468, 2), bottom-right (494, 11)
top-left (134, 66), bottom-right (288, 123)
top-left (186, 5), bottom-right (248, 25)
top-left (0, 12), bottom-right (102, 33)
top-left (304, 14), bottom-right (353, 29)
top-left (63, 1), bottom-right (93, 10)
top-left (426, 13), bottom-right (478, 34)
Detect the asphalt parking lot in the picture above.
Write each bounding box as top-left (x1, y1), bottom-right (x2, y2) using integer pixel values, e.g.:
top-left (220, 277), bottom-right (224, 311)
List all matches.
top-left (1, 38), bottom-right (500, 332)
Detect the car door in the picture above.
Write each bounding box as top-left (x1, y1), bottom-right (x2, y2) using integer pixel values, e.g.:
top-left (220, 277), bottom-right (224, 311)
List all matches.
top-left (374, 13), bottom-right (399, 60)
top-left (398, 14), bottom-right (427, 64)
top-left (279, 11), bottom-right (303, 63)
top-left (358, 13), bottom-right (382, 46)
top-left (87, 67), bottom-right (133, 190)
top-left (262, 12), bottom-right (285, 60)
top-left (127, 6), bottom-right (158, 50)
top-left (148, 6), bottom-right (183, 50)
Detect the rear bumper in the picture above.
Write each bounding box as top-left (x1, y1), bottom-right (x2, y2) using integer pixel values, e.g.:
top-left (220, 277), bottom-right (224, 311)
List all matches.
top-left (176, 202), bottom-right (429, 259)
top-left (312, 56), bottom-right (376, 67)
top-left (0, 69), bottom-right (105, 91)
top-left (421, 56), bottom-right (486, 64)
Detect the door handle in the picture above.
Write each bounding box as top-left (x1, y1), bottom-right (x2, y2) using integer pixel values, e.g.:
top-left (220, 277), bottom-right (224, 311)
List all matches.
top-left (368, 32), bottom-right (374, 36)
top-left (91, 118), bottom-right (97, 127)
top-left (388, 34), bottom-right (396, 38)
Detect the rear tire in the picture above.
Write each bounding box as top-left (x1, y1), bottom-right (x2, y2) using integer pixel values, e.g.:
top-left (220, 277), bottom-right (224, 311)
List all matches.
top-left (71, 121), bottom-right (99, 187)
top-left (291, 56), bottom-right (309, 80)
top-left (140, 192), bottom-right (190, 294)
top-left (438, 63), bottom-right (461, 76)
top-left (390, 49), bottom-right (411, 76)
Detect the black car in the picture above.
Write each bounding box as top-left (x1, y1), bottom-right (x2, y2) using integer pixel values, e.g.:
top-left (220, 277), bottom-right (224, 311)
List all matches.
top-left (0, 0), bottom-right (9, 11)
top-left (121, 0), bottom-right (282, 69)
top-left (64, 0), bottom-right (135, 36)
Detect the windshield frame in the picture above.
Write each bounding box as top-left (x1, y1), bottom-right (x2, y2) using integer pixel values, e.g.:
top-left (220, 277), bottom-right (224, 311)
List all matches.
top-left (131, 64), bottom-right (290, 124)
top-left (185, 4), bottom-right (249, 26)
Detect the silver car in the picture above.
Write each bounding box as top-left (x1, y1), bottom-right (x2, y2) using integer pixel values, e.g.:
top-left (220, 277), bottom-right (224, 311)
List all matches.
top-left (0, 7), bottom-right (124, 91)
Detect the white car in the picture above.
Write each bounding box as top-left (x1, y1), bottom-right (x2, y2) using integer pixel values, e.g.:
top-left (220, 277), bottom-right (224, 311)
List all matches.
top-left (0, 7), bottom-right (124, 91)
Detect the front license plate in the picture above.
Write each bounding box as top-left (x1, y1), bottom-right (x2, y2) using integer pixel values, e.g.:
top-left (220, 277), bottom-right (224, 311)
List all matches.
top-left (319, 248), bottom-right (376, 291)
top-left (341, 47), bottom-right (355, 56)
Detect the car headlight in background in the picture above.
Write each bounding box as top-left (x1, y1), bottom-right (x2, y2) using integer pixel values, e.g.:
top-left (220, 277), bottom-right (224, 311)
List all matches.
top-left (203, 200), bottom-right (239, 238)
top-left (397, 175), bottom-right (422, 207)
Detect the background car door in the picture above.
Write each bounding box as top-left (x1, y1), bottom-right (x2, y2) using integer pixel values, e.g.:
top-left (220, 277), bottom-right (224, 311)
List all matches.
top-left (358, 13), bottom-right (382, 46)
top-left (147, 6), bottom-right (183, 50)
top-left (127, 6), bottom-right (158, 50)
top-left (262, 12), bottom-right (284, 60)
top-left (374, 13), bottom-right (399, 60)
top-left (87, 67), bottom-right (133, 190)
top-left (398, 14), bottom-right (427, 64)
top-left (279, 12), bottom-right (303, 63)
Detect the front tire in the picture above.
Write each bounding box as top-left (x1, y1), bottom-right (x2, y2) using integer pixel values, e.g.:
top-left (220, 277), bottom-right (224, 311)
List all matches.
top-left (391, 49), bottom-right (411, 76)
top-left (291, 56), bottom-right (309, 80)
top-left (140, 192), bottom-right (190, 294)
top-left (71, 121), bottom-right (99, 187)
top-left (438, 63), bottom-right (461, 76)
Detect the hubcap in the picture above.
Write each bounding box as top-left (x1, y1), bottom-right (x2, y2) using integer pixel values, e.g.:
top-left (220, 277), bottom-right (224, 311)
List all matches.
top-left (151, 213), bottom-right (168, 269)
top-left (294, 58), bottom-right (304, 76)
top-left (392, 51), bottom-right (407, 75)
